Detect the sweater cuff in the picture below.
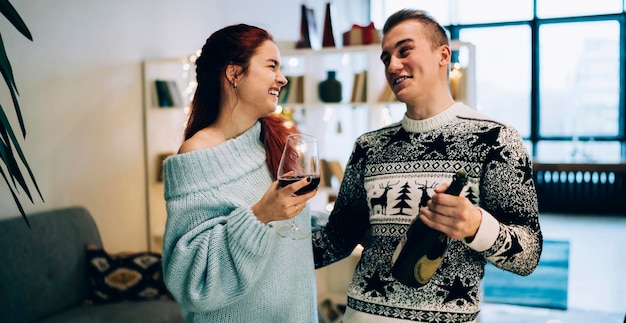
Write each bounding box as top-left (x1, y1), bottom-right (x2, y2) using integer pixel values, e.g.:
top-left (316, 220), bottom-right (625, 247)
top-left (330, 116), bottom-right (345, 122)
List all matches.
top-left (463, 207), bottom-right (499, 252)
top-left (227, 207), bottom-right (273, 256)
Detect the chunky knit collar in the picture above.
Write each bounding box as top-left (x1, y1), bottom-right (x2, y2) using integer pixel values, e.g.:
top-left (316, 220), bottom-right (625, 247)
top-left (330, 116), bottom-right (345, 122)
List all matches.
top-left (401, 103), bottom-right (468, 133)
top-left (163, 122), bottom-right (267, 198)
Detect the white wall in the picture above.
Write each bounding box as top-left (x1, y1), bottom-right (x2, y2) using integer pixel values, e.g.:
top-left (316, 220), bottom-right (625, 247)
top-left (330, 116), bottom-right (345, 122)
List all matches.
top-left (0, 0), bottom-right (218, 252)
top-left (0, 0), bottom-right (362, 253)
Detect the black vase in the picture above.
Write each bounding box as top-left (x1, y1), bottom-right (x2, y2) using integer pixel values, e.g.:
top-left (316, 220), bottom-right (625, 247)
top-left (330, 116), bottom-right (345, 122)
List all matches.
top-left (322, 3), bottom-right (336, 48)
top-left (318, 71), bottom-right (342, 103)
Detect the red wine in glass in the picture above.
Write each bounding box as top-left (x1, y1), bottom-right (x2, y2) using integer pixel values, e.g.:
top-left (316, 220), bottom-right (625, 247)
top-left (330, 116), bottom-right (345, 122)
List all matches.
top-left (278, 176), bottom-right (321, 195)
top-left (276, 134), bottom-right (320, 240)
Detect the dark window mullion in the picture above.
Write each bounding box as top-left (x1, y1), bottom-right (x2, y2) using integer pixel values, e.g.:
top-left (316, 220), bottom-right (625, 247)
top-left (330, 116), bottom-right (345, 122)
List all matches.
top-left (530, 17), bottom-right (540, 157)
top-left (622, 13), bottom-right (626, 159)
top-left (445, 3), bottom-right (625, 159)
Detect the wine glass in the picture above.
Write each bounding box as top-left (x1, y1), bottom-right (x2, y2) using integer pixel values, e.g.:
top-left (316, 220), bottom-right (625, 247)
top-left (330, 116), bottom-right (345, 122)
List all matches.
top-left (276, 134), bottom-right (321, 239)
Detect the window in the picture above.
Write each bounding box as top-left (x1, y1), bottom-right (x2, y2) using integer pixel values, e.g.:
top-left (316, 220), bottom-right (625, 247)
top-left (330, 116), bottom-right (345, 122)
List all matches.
top-left (539, 21), bottom-right (620, 139)
top-left (455, 0), bottom-right (533, 24)
top-left (373, 1), bottom-right (626, 162)
top-left (536, 0), bottom-right (622, 18)
top-left (371, 0), bottom-right (450, 27)
top-left (459, 26), bottom-right (531, 137)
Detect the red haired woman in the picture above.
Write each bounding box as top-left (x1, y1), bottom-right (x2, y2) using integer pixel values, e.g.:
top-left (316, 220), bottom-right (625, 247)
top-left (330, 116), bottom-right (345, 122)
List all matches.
top-left (162, 24), bottom-right (318, 322)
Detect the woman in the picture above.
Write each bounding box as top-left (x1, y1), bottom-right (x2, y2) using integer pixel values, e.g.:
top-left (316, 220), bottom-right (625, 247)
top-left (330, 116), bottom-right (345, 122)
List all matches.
top-left (161, 24), bottom-right (318, 322)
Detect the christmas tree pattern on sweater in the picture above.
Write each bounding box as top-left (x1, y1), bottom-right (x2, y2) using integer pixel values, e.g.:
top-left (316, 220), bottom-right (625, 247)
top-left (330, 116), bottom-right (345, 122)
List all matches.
top-left (313, 104), bottom-right (542, 323)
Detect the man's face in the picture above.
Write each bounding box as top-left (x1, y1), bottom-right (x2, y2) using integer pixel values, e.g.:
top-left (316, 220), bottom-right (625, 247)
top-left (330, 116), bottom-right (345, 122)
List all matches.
top-left (380, 20), bottom-right (446, 103)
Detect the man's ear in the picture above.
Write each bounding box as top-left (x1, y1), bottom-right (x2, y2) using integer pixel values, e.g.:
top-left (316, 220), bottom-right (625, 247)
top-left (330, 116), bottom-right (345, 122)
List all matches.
top-left (439, 45), bottom-right (452, 66)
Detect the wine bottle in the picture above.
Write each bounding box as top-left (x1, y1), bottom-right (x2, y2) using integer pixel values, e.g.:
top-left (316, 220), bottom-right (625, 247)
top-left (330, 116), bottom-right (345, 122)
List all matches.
top-left (390, 171), bottom-right (468, 288)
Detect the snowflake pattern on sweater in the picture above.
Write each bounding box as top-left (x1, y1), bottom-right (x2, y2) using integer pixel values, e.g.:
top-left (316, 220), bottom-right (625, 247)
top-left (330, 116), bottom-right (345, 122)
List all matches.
top-left (313, 104), bottom-right (542, 323)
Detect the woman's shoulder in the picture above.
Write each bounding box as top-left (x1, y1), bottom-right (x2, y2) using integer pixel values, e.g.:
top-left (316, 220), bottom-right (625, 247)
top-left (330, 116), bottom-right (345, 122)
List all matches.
top-left (178, 128), bottom-right (225, 154)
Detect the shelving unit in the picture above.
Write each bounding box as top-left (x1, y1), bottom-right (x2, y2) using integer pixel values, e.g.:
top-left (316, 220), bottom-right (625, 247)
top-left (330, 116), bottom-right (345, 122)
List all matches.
top-left (142, 57), bottom-right (195, 252)
top-left (278, 41), bottom-right (475, 169)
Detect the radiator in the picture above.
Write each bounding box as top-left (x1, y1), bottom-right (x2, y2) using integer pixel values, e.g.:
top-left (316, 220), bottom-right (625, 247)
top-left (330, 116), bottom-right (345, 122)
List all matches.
top-left (532, 163), bottom-right (626, 214)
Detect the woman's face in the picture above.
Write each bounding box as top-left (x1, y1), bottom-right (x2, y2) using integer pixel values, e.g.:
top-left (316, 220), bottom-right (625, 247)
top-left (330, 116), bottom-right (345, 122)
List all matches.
top-left (235, 40), bottom-right (288, 117)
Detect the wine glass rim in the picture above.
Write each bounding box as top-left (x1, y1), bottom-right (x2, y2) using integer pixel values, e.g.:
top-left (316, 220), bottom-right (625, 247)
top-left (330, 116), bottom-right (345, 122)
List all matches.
top-left (287, 133), bottom-right (317, 141)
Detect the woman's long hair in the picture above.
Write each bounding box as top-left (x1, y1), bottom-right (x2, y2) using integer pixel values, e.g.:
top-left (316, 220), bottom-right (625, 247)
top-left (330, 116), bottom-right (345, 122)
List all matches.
top-left (184, 24), bottom-right (297, 178)
top-left (260, 114), bottom-right (298, 178)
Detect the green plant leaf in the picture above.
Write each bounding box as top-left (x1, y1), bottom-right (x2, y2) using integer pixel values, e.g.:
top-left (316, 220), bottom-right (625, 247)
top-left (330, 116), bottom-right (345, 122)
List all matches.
top-left (0, 0), bottom-right (32, 41)
top-left (0, 165), bottom-right (29, 227)
top-left (0, 0), bottom-right (34, 139)
top-left (0, 139), bottom-right (32, 202)
top-left (0, 33), bottom-right (26, 137)
top-left (0, 104), bottom-right (42, 201)
top-left (0, 0), bottom-right (42, 224)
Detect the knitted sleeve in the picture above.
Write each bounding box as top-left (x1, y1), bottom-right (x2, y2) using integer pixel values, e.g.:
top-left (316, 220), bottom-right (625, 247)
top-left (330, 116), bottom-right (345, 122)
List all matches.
top-left (160, 151), bottom-right (275, 312)
top-left (478, 125), bottom-right (543, 276)
top-left (313, 137), bottom-right (372, 268)
top-left (162, 193), bottom-right (274, 312)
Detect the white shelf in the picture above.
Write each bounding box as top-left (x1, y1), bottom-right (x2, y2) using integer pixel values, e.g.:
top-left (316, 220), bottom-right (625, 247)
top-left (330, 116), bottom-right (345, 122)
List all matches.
top-left (278, 42), bottom-right (475, 168)
top-left (142, 58), bottom-right (195, 252)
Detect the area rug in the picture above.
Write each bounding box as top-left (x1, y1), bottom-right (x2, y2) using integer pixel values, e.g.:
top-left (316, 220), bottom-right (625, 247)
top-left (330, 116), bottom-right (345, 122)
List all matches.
top-left (481, 239), bottom-right (569, 310)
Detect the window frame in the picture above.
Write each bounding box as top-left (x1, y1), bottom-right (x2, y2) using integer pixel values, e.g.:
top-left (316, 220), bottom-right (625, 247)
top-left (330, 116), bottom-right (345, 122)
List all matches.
top-left (442, 10), bottom-right (626, 160)
top-left (444, 9), bottom-right (626, 159)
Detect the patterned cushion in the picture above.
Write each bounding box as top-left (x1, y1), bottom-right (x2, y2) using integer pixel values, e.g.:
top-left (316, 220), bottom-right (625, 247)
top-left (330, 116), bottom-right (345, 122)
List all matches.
top-left (84, 244), bottom-right (172, 305)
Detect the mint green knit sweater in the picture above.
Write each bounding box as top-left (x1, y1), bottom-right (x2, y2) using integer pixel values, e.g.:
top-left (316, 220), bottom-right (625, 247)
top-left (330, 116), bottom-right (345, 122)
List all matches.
top-left (162, 122), bottom-right (318, 322)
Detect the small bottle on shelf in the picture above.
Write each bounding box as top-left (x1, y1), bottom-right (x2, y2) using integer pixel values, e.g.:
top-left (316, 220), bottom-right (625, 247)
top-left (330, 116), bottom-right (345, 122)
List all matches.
top-left (390, 171), bottom-right (468, 288)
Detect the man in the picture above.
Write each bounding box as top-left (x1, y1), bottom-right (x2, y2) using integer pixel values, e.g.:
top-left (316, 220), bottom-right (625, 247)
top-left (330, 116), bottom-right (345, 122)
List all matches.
top-left (313, 9), bottom-right (543, 323)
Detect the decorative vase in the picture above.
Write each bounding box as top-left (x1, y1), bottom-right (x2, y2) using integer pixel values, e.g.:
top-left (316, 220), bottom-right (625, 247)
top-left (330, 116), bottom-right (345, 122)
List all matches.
top-left (318, 71), bottom-right (342, 103)
top-left (296, 4), bottom-right (320, 49)
top-left (322, 3), bottom-right (336, 48)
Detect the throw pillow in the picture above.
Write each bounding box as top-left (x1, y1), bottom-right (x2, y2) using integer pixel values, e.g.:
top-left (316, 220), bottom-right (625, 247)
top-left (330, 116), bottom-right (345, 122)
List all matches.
top-left (84, 243), bottom-right (172, 305)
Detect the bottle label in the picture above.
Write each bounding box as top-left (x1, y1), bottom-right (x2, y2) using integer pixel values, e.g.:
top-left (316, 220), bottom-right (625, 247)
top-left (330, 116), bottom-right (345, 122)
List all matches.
top-left (413, 234), bottom-right (450, 284)
top-left (390, 171), bottom-right (468, 287)
top-left (414, 255), bottom-right (444, 285)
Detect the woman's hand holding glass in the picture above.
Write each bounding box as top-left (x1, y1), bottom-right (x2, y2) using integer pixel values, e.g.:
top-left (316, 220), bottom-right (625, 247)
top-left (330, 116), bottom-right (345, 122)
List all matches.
top-left (275, 134), bottom-right (320, 239)
top-left (251, 176), bottom-right (316, 225)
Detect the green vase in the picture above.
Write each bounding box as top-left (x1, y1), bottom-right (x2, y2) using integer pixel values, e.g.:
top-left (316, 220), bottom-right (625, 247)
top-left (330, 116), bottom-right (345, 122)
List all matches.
top-left (318, 71), bottom-right (342, 103)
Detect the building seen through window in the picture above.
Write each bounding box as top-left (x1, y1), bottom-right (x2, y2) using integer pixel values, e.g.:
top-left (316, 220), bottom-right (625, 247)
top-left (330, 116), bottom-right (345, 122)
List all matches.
top-left (370, 0), bottom-right (625, 162)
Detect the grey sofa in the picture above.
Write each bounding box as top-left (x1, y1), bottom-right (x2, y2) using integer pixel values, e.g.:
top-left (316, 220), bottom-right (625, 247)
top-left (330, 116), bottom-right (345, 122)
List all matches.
top-left (0, 206), bottom-right (184, 323)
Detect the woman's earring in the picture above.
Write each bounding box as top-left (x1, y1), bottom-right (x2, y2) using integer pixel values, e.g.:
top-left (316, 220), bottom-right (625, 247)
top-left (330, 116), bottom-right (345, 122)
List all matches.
top-left (233, 82), bottom-right (237, 89)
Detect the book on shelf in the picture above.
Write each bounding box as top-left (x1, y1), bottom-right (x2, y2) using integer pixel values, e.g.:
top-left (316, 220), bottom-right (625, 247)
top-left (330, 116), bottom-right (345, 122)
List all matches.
top-left (154, 79), bottom-right (183, 108)
top-left (282, 75), bottom-right (304, 104)
top-left (350, 70), bottom-right (367, 103)
top-left (449, 67), bottom-right (467, 103)
top-left (166, 80), bottom-right (184, 107)
top-left (278, 78), bottom-right (291, 104)
top-left (361, 71), bottom-right (367, 102)
top-left (377, 83), bottom-right (398, 102)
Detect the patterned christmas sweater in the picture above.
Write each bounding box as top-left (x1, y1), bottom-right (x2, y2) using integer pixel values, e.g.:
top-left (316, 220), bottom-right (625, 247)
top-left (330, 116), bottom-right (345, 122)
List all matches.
top-left (313, 103), bottom-right (543, 323)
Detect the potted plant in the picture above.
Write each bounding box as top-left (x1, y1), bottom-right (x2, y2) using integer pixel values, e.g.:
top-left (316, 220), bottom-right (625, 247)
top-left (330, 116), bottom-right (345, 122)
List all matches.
top-left (0, 0), bottom-right (43, 227)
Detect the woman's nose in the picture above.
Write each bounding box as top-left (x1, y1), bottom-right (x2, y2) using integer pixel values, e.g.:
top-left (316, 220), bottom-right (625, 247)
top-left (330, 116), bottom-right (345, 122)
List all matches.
top-left (277, 72), bottom-right (288, 86)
